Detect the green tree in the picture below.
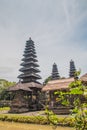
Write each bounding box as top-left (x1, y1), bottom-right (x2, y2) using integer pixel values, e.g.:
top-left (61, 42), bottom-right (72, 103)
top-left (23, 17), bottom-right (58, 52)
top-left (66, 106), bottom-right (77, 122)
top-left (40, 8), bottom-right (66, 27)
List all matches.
top-left (55, 71), bottom-right (87, 130)
top-left (0, 79), bottom-right (16, 100)
top-left (43, 76), bottom-right (52, 85)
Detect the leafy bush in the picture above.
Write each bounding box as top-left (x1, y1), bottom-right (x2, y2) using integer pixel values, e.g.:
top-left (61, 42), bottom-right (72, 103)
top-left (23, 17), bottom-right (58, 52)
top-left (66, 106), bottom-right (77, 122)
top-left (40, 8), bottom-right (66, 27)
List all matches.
top-left (0, 107), bottom-right (10, 111)
top-left (0, 114), bottom-right (75, 127)
top-left (55, 71), bottom-right (87, 130)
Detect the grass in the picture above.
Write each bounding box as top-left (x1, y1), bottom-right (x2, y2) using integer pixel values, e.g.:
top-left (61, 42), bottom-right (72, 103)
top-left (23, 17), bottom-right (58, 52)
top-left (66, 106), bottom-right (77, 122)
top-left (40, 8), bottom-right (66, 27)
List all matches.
top-left (0, 121), bottom-right (74, 130)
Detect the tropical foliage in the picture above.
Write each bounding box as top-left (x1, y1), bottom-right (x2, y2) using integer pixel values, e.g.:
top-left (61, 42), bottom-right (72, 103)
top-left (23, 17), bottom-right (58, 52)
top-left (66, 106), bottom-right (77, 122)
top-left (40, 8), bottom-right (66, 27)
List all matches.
top-left (43, 76), bottom-right (52, 85)
top-left (55, 72), bottom-right (87, 130)
top-left (0, 79), bottom-right (16, 100)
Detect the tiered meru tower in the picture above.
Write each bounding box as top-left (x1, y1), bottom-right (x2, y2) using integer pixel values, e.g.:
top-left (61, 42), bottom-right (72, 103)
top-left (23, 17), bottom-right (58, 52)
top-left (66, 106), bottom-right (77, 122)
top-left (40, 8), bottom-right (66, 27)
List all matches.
top-left (69, 59), bottom-right (76, 77)
top-left (18, 37), bottom-right (41, 83)
top-left (8, 38), bottom-right (42, 113)
top-left (51, 63), bottom-right (60, 80)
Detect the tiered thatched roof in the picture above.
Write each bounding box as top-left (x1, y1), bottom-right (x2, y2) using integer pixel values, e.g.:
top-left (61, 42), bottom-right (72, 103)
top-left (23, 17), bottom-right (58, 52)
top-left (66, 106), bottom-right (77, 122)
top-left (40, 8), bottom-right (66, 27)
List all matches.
top-left (42, 78), bottom-right (74, 91)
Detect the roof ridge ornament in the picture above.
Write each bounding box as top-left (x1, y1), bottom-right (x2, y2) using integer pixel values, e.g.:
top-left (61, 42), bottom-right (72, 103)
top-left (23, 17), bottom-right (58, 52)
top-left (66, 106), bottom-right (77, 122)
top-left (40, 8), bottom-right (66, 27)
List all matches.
top-left (29, 37), bottom-right (31, 40)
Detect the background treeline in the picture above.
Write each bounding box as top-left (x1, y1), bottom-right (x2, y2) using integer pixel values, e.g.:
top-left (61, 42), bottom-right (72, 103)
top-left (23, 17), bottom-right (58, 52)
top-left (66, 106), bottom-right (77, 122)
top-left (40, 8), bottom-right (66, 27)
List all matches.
top-left (0, 79), bottom-right (16, 100)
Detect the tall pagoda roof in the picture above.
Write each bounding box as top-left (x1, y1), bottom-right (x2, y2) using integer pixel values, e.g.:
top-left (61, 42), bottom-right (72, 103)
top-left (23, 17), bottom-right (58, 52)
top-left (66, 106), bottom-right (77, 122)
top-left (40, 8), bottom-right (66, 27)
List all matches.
top-left (20, 61), bottom-right (39, 67)
top-left (69, 59), bottom-right (76, 77)
top-left (22, 56), bottom-right (38, 62)
top-left (18, 37), bottom-right (41, 83)
top-left (25, 46), bottom-right (35, 50)
top-left (18, 73), bottom-right (41, 79)
top-left (23, 49), bottom-right (36, 54)
top-left (23, 52), bottom-right (37, 57)
top-left (51, 63), bottom-right (60, 80)
top-left (26, 38), bottom-right (34, 44)
top-left (19, 67), bottom-right (40, 73)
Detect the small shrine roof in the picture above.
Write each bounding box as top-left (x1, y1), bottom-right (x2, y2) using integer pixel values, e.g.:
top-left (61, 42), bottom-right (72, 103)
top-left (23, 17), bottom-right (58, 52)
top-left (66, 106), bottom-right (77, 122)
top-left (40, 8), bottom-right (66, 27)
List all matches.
top-left (7, 82), bottom-right (43, 92)
top-left (80, 73), bottom-right (87, 83)
top-left (7, 82), bottom-right (32, 92)
top-left (42, 78), bottom-right (74, 91)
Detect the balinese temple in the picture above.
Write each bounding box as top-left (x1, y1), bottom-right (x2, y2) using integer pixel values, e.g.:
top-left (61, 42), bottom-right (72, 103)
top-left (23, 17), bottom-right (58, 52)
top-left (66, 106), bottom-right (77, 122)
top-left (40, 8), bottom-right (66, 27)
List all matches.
top-left (8, 38), bottom-right (42, 113)
top-left (8, 82), bottom-right (32, 113)
top-left (51, 63), bottom-right (60, 80)
top-left (69, 59), bottom-right (76, 77)
top-left (42, 61), bottom-right (76, 114)
top-left (42, 78), bottom-right (75, 114)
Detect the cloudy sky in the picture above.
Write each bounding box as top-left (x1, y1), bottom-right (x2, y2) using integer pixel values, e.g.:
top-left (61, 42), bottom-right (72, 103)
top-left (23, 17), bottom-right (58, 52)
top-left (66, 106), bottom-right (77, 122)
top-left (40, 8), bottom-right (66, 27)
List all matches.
top-left (0, 0), bottom-right (87, 83)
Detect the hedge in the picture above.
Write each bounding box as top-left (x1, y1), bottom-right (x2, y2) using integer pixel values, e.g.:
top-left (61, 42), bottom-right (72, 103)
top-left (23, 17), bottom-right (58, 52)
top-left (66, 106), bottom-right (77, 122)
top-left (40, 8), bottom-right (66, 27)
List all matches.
top-left (0, 107), bottom-right (10, 111)
top-left (0, 114), bottom-right (75, 127)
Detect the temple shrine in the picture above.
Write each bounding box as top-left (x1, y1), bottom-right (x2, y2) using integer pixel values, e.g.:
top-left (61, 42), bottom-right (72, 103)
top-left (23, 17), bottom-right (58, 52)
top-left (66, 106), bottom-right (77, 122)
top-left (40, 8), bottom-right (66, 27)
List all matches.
top-left (7, 37), bottom-right (86, 114)
top-left (42, 61), bottom-right (76, 114)
top-left (8, 38), bottom-right (42, 113)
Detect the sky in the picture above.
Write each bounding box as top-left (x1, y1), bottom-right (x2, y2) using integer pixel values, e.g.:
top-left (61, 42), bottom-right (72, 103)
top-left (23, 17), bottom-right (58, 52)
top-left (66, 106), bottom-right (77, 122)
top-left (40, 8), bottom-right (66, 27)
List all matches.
top-left (0, 0), bottom-right (87, 83)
